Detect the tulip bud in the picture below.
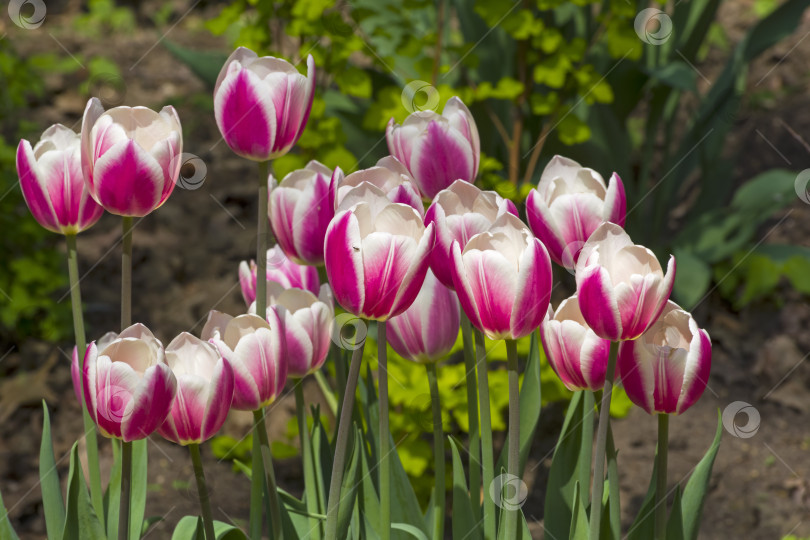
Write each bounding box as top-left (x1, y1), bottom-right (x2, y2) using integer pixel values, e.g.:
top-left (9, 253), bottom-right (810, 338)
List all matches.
top-left (334, 156), bottom-right (424, 217)
top-left (386, 96), bottom-right (480, 199)
top-left (214, 47), bottom-right (315, 161)
top-left (540, 295), bottom-right (610, 391)
top-left (205, 311), bottom-right (287, 411)
top-left (81, 98), bottom-right (183, 217)
top-left (238, 245), bottom-right (320, 306)
top-left (526, 155), bottom-right (626, 269)
top-left (158, 333), bottom-right (234, 445)
top-left (618, 301), bottom-right (711, 415)
top-left (268, 161), bottom-right (338, 266)
top-left (387, 270), bottom-right (459, 363)
top-left (83, 324), bottom-right (177, 441)
top-left (17, 124), bottom-right (104, 234)
top-left (451, 213), bottom-right (552, 340)
top-left (325, 185), bottom-right (435, 321)
top-left (575, 223), bottom-right (675, 341)
top-left (424, 180), bottom-right (518, 289)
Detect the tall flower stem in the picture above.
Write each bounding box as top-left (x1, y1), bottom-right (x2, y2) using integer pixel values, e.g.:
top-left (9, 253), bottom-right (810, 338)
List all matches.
top-left (189, 444), bottom-right (216, 540)
top-left (503, 339), bottom-right (520, 538)
top-left (249, 428), bottom-right (263, 539)
top-left (253, 408), bottom-right (283, 540)
top-left (426, 362), bottom-right (445, 540)
top-left (459, 311), bottom-right (481, 522)
top-left (474, 329), bottom-right (496, 540)
top-left (324, 340), bottom-right (366, 539)
top-left (378, 322), bottom-right (391, 540)
top-left (65, 234), bottom-right (104, 526)
top-left (655, 414), bottom-right (669, 540)
top-left (295, 382), bottom-right (322, 540)
top-left (256, 161), bottom-right (270, 319)
top-left (120, 441), bottom-right (132, 540)
top-left (588, 341), bottom-right (619, 538)
top-left (120, 216), bottom-right (134, 540)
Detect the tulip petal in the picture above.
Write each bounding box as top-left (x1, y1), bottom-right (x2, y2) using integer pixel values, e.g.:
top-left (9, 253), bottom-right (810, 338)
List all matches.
top-left (215, 64), bottom-right (277, 160)
top-left (617, 341), bottom-right (655, 414)
top-left (511, 238), bottom-right (552, 339)
top-left (526, 189), bottom-right (565, 265)
top-left (91, 140), bottom-right (164, 216)
top-left (604, 172), bottom-right (626, 226)
top-left (676, 328), bottom-right (711, 414)
top-left (577, 265), bottom-right (621, 341)
top-left (122, 363), bottom-right (176, 441)
top-left (460, 249), bottom-right (516, 339)
top-left (325, 210), bottom-right (365, 315)
top-left (409, 120), bottom-right (475, 198)
top-left (17, 139), bottom-right (60, 232)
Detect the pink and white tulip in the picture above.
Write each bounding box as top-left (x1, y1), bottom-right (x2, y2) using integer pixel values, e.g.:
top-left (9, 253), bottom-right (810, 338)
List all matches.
top-left (268, 161), bottom-right (337, 265)
top-left (450, 214), bottom-right (552, 340)
top-left (386, 97), bottom-right (480, 199)
top-left (325, 185), bottom-right (435, 321)
top-left (239, 245), bottom-right (320, 306)
top-left (387, 269), bottom-right (459, 363)
top-left (158, 333), bottom-right (234, 445)
top-left (334, 156), bottom-right (424, 217)
top-left (82, 324), bottom-right (177, 442)
top-left (203, 311), bottom-right (287, 411)
top-left (16, 124), bottom-right (104, 234)
top-left (214, 47), bottom-right (315, 161)
top-left (575, 223), bottom-right (675, 341)
top-left (618, 301), bottom-right (711, 415)
top-left (251, 283), bottom-right (334, 378)
top-left (424, 180), bottom-right (518, 289)
top-left (540, 295), bottom-right (610, 392)
top-left (526, 155), bottom-right (626, 268)
top-left (71, 331), bottom-right (118, 404)
top-left (81, 98), bottom-right (183, 217)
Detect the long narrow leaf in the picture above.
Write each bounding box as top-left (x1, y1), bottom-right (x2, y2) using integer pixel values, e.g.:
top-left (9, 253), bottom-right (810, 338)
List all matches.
top-left (105, 440), bottom-right (122, 540)
top-left (449, 438), bottom-right (482, 540)
top-left (129, 439), bottom-right (148, 540)
top-left (0, 487), bottom-right (20, 540)
top-left (39, 401), bottom-right (65, 539)
top-left (61, 443), bottom-right (105, 540)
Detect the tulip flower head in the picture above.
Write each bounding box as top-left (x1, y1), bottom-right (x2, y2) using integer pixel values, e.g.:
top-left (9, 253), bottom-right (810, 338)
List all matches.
top-left (269, 161), bottom-right (338, 266)
top-left (386, 97), bottom-right (480, 199)
top-left (335, 156), bottom-right (424, 217)
top-left (575, 223), bottom-right (675, 341)
top-left (450, 213), bottom-right (552, 340)
top-left (81, 98), bottom-right (183, 217)
top-left (16, 124), bottom-right (104, 234)
top-left (387, 269), bottom-right (460, 363)
top-left (82, 324), bottom-right (177, 442)
top-left (72, 331), bottom-right (118, 404)
top-left (239, 245), bottom-right (320, 306)
top-left (214, 47), bottom-right (315, 161)
top-left (526, 156), bottom-right (626, 270)
top-left (158, 333), bottom-right (234, 445)
top-left (618, 301), bottom-right (711, 415)
top-left (204, 311), bottom-right (287, 411)
top-left (325, 185), bottom-right (435, 321)
top-left (425, 180), bottom-right (518, 289)
top-left (540, 295), bottom-right (611, 392)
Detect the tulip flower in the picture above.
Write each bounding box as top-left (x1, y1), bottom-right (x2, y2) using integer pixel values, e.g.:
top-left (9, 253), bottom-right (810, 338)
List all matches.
top-left (238, 245), bottom-right (320, 306)
top-left (450, 213), bottom-right (552, 340)
top-left (72, 331), bottom-right (118, 404)
top-left (325, 184), bottom-right (435, 321)
top-left (16, 124), bottom-right (104, 234)
top-left (334, 156), bottom-right (424, 217)
top-left (386, 269), bottom-right (459, 363)
top-left (214, 47), bottom-right (315, 161)
top-left (526, 155), bottom-right (626, 268)
top-left (618, 301), bottom-right (711, 415)
top-left (386, 97), bottom-right (480, 199)
top-left (203, 311), bottom-right (287, 411)
top-left (425, 180), bottom-right (518, 290)
top-left (81, 98), bottom-right (183, 217)
top-left (157, 333), bottom-right (234, 445)
top-left (268, 161), bottom-right (338, 266)
top-left (82, 324), bottom-right (177, 441)
top-left (575, 222), bottom-right (675, 342)
top-left (540, 295), bottom-right (611, 391)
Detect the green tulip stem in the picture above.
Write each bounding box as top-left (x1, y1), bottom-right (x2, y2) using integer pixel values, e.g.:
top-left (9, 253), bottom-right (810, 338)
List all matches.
top-left (503, 339), bottom-right (520, 538)
top-left (189, 444), bottom-right (216, 540)
top-left (378, 321), bottom-right (391, 540)
top-left (474, 329), bottom-right (496, 540)
top-left (253, 408), bottom-right (283, 540)
top-left (256, 161), bottom-right (270, 319)
top-left (120, 440), bottom-right (132, 540)
top-left (426, 362), bottom-right (445, 540)
top-left (589, 340), bottom-right (619, 538)
top-left (295, 382), bottom-right (322, 540)
top-left (459, 310), bottom-right (481, 522)
top-left (655, 414), bottom-right (669, 540)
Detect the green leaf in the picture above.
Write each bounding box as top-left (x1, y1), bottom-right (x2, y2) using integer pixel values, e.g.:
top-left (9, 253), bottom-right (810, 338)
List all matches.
top-left (606, 425), bottom-right (621, 540)
top-left (278, 488), bottom-right (315, 538)
top-left (0, 486), bottom-right (20, 540)
top-left (105, 440), bottom-right (122, 540)
top-left (626, 459), bottom-right (658, 540)
top-left (672, 249), bottom-right (712, 309)
top-left (644, 62), bottom-right (697, 92)
top-left (162, 40), bottom-right (229, 89)
top-left (336, 429), bottom-right (361, 540)
top-left (61, 443), bottom-right (106, 540)
top-left (543, 391), bottom-right (594, 540)
top-left (337, 67), bottom-right (373, 99)
top-left (170, 516), bottom-right (205, 540)
top-left (449, 438), bottom-right (482, 540)
top-left (39, 401), bottom-right (65, 539)
top-left (666, 485), bottom-right (684, 540)
top-left (391, 522), bottom-right (430, 540)
top-left (568, 482), bottom-right (589, 540)
top-left (129, 440), bottom-right (148, 540)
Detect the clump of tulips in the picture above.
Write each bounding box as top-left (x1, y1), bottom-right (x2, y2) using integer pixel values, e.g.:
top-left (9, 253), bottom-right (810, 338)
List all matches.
top-left (8, 44), bottom-right (720, 540)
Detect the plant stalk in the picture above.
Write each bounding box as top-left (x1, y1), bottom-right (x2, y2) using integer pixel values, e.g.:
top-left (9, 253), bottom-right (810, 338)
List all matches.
top-left (256, 161), bottom-right (269, 318)
top-left (655, 414), bottom-right (669, 540)
top-left (503, 339), bottom-right (521, 538)
top-left (295, 382), bottom-right (322, 540)
top-left (459, 310), bottom-right (481, 522)
top-left (426, 362), bottom-right (445, 540)
top-left (189, 444), bottom-right (216, 540)
top-left (378, 321), bottom-right (391, 540)
top-left (253, 408), bottom-right (283, 540)
top-left (249, 426), bottom-right (263, 539)
top-left (120, 440), bottom-right (132, 540)
top-left (474, 329), bottom-right (496, 540)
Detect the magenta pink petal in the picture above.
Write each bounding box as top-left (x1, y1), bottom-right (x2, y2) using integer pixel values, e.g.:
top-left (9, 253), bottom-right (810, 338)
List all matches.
top-left (92, 140), bottom-right (164, 217)
top-left (577, 266), bottom-right (621, 341)
top-left (122, 363), bottom-right (177, 441)
top-left (511, 239), bottom-right (552, 339)
top-left (325, 211), bottom-right (365, 315)
top-left (215, 67), bottom-right (275, 160)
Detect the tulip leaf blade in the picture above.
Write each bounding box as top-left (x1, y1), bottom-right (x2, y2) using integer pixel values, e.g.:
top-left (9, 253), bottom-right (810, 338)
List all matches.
top-left (666, 485), bottom-right (684, 540)
top-left (104, 440), bottom-right (122, 540)
top-left (449, 437), bottom-right (482, 540)
top-left (61, 442), bottom-right (106, 540)
top-left (169, 516), bottom-right (204, 540)
top-left (128, 439), bottom-right (148, 540)
top-left (567, 481), bottom-right (590, 540)
top-left (606, 424), bottom-right (621, 540)
top-left (543, 390), bottom-right (594, 540)
top-left (0, 486), bottom-right (20, 540)
top-left (391, 522), bottom-right (430, 540)
top-left (39, 401), bottom-right (66, 540)
top-left (336, 428), bottom-right (361, 540)
top-left (626, 457), bottom-right (658, 540)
